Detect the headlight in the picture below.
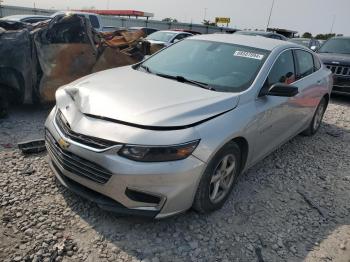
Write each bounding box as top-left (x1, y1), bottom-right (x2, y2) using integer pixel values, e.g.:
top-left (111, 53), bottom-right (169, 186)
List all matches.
top-left (118, 140), bottom-right (200, 162)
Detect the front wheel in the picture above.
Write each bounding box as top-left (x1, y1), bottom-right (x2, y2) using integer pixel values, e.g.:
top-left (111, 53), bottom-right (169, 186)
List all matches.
top-left (302, 97), bottom-right (327, 136)
top-left (193, 141), bottom-right (241, 213)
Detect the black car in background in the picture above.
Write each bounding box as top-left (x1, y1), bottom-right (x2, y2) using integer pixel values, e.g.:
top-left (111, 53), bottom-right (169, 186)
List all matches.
top-left (318, 37), bottom-right (350, 95)
top-left (234, 30), bottom-right (288, 40)
top-left (290, 38), bottom-right (321, 51)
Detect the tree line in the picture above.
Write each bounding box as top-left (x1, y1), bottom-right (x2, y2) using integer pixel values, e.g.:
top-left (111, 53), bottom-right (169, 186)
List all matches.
top-left (301, 32), bottom-right (343, 40)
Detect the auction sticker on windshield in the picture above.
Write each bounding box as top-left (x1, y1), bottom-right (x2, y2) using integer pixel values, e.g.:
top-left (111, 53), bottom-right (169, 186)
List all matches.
top-left (234, 51), bottom-right (264, 60)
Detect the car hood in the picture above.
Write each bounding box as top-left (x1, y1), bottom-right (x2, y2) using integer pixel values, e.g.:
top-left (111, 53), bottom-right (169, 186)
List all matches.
top-left (318, 53), bottom-right (350, 66)
top-left (62, 66), bottom-right (240, 128)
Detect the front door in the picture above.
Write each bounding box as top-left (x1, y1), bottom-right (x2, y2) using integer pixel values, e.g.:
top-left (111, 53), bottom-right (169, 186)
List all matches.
top-left (252, 49), bottom-right (317, 163)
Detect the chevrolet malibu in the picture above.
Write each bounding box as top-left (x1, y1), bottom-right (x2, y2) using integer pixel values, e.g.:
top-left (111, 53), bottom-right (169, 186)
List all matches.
top-left (45, 34), bottom-right (333, 218)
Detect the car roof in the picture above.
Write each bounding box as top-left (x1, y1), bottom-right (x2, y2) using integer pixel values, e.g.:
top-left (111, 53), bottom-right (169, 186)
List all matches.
top-left (190, 34), bottom-right (298, 51)
top-left (237, 30), bottom-right (273, 36)
top-left (0, 15), bottom-right (51, 21)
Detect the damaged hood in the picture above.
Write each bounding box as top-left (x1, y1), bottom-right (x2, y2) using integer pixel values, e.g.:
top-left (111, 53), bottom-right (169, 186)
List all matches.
top-left (62, 66), bottom-right (240, 128)
top-left (318, 52), bottom-right (350, 66)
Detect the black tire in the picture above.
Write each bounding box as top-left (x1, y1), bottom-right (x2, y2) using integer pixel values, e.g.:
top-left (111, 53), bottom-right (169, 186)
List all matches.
top-left (0, 89), bottom-right (9, 119)
top-left (193, 141), bottom-right (241, 213)
top-left (302, 97), bottom-right (327, 136)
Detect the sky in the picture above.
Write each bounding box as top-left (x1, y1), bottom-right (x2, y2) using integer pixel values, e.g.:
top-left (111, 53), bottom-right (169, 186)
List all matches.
top-left (2, 0), bottom-right (350, 36)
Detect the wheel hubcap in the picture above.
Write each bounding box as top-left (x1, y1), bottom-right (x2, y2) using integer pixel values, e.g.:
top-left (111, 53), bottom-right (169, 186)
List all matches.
top-left (209, 154), bottom-right (236, 203)
top-left (313, 102), bottom-right (325, 131)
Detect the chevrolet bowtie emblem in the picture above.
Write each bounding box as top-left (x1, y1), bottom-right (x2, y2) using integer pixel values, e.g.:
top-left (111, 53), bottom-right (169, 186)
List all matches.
top-left (58, 138), bottom-right (70, 150)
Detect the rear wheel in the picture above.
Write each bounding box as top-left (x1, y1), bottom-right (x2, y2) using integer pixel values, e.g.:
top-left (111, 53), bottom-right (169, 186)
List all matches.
top-left (302, 97), bottom-right (327, 136)
top-left (193, 141), bottom-right (241, 213)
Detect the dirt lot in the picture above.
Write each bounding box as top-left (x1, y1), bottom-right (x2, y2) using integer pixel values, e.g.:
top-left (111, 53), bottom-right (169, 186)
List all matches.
top-left (0, 96), bottom-right (350, 262)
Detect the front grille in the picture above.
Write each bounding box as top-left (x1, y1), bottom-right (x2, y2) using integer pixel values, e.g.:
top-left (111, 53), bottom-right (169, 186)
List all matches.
top-left (46, 131), bottom-right (112, 184)
top-left (325, 64), bottom-right (350, 76)
top-left (55, 110), bottom-right (118, 150)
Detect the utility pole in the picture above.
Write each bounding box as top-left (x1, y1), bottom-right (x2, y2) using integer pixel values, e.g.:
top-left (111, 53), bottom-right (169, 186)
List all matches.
top-left (107, 0), bottom-right (110, 10)
top-left (266, 0), bottom-right (275, 30)
top-left (330, 14), bottom-right (336, 34)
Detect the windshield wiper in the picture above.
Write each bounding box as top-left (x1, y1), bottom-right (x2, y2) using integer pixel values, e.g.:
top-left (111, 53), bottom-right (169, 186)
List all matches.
top-left (156, 73), bottom-right (216, 91)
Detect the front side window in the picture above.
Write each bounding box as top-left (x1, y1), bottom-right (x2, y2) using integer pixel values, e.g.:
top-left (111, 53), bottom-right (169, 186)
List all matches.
top-left (267, 50), bottom-right (295, 86)
top-left (295, 50), bottom-right (314, 79)
top-left (140, 39), bottom-right (270, 92)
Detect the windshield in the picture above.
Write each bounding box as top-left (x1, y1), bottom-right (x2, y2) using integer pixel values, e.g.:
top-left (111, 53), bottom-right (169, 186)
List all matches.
top-left (318, 38), bottom-right (350, 54)
top-left (140, 39), bottom-right (269, 92)
top-left (290, 39), bottom-right (310, 47)
top-left (146, 31), bottom-right (177, 42)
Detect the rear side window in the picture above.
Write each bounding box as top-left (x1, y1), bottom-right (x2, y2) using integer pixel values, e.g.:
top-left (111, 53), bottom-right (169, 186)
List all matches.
top-left (268, 50), bottom-right (295, 86)
top-left (89, 15), bottom-right (100, 29)
top-left (295, 50), bottom-right (314, 79)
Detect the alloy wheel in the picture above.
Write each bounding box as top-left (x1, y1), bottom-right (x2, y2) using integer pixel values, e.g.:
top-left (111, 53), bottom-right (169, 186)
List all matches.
top-left (313, 101), bottom-right (325, 131)
top-left (209, 154), bottom-right (236, 203)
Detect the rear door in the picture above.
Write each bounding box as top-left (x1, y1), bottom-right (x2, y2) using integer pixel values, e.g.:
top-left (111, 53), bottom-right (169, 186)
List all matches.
top-left (293, 49), bottom-right (323, 119)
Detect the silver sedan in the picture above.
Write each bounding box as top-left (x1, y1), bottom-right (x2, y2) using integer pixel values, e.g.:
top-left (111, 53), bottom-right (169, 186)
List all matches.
top-left (45, 34), bottom-right (333, 218)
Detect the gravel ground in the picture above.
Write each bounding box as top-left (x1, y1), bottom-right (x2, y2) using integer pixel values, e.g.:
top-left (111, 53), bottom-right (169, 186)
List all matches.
top-left (0, 96), bottom-right (349, 262)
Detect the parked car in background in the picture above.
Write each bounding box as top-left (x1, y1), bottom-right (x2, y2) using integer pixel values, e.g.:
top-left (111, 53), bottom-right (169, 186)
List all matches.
top-left (51, 11), bottom-right (103, 31)
top-left (235, 30), bottom-right (288, 40)
top-left (128, 27), bottom-right (158, 36)
top-left (290, 38), bottom-right (321, 51)
top-left (101, 26), bottom-right (124, 32)
top-left (0, 15), bottom-right (51, 24)
top-left (318, 36), bottom-right (350, 95)
top-left (145, 30), bottom-right (193, 48)
top-left (172, 29), bottom-right (201, 35)
top-left (46, 34), bottom-right (332, 218)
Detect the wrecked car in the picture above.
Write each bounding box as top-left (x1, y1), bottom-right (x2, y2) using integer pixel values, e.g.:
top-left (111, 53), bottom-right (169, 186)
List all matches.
top-left (0, 14), bottom-right (148, 116)
top-left (0, 20), bottom-right (38, 116)
top-left (45, 35), bottom-right (332, 218)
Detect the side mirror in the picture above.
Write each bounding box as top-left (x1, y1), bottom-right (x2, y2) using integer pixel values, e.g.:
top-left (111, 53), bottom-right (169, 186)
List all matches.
top-left (267, 83), bottom-right (299, 97)
top-left (310, 46), bottom-right (317, 51)
top-left (172, 38), bottom-right (180, 43)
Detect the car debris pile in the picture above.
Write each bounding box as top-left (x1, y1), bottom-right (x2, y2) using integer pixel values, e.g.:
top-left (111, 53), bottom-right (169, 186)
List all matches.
top-left (0, 14), bottom-right (149, 110)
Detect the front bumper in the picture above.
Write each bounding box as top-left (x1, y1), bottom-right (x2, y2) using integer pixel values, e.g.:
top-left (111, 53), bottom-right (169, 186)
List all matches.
top-left (45, 109), bottom-right (206, 219)
top-left (332, 76), bottom-right (350, 95)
